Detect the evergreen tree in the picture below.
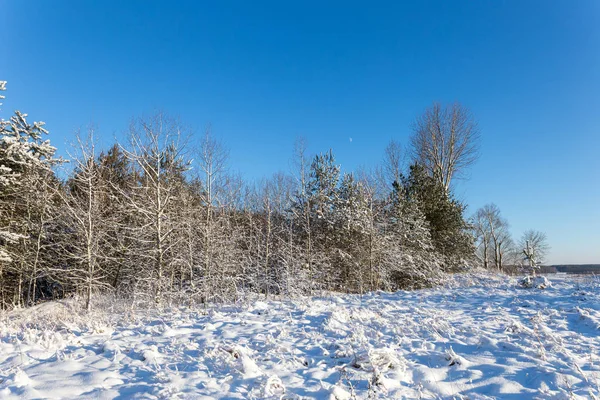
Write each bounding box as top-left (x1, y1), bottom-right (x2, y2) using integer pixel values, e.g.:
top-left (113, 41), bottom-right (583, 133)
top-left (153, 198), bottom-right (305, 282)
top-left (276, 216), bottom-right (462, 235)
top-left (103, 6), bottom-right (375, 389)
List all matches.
top-left (97, 144), bottom-right (137, 293)
top-left (305, 150), bottom-right (341, 288)
top-left (332, 172), bottom-right (370, 292)
top-left (382, 180), bottom-right (441, 289)
top-left (307, 150), bottom-right (340, 227)
top-left (0, 89), bottom-right (62, 306)
top-left (402, 163), bottom-right (474, 271)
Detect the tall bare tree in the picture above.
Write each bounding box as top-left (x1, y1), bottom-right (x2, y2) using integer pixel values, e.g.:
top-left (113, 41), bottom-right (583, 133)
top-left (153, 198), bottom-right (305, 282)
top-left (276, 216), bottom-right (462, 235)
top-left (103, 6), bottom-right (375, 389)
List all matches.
top-left (290, 137), bottom-right (315, 292)
top-left (121, 113), bottom-right (191, 304)
top-left (196, 128), bottom-right (231, 302)
top-left (60, 129), bottom-right (107, 311)
top-left (410, 102), bottom-right (480, 191)
top-left (383, 139), bottom-right (405, 187)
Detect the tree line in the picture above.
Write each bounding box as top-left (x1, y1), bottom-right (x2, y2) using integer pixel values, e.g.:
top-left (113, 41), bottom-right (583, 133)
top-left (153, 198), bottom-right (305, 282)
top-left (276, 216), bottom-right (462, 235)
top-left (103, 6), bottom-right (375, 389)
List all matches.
top-left (0, 82), bottom-right (545, 310)
top-left (471, 203), bottom-right (549, 273)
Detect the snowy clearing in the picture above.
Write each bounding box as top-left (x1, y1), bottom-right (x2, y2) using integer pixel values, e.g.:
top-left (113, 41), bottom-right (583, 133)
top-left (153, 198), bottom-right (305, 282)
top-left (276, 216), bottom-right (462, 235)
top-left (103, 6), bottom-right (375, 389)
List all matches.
top-left (2, 274), bottom-right (600, 399)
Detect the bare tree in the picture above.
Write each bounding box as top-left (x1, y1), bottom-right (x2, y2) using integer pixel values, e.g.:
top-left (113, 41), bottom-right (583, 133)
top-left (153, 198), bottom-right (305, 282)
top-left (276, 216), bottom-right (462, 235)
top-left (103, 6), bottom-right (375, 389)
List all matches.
top-left (265, 172), bottom-right (296, 295)
top-left (410, 102), bottom-right (480, 191)
top-left (59, 128), bottom-right (108, 311)
top-left (383, 139), bottom-right (405, 187)
top-left (519, 230), bottom-right (550, 272)
top-left (290, 137), bottom-right (315, 293)
top-left (172, 177), bottom-right (203, 304)
top-left (261, 180), bottom-right (274, 297)
top-left (240, 174), bottom-right (293, 298)
top-left (196, 128), bottom-right (231, 302)
top-left (15, 169), bottom-right (59, 307)
top-left (471, 208), bottom-right (492, 269)
top-left (121, 113), bottom-right (191, 304)
top-left (471, 204), bottom-right (513, 271)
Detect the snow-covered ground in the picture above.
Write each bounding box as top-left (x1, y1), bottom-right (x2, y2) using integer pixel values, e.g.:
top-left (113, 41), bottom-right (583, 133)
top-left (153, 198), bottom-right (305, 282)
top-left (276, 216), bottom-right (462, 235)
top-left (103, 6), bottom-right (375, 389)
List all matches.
top-left (2, 274), bottom-right (600, 399)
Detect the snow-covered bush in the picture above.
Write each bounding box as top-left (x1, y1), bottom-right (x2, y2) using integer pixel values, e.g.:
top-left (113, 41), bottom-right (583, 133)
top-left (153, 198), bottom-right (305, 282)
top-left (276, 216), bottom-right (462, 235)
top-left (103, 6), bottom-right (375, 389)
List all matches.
top-left (519, 275), bottom-right (551, 289)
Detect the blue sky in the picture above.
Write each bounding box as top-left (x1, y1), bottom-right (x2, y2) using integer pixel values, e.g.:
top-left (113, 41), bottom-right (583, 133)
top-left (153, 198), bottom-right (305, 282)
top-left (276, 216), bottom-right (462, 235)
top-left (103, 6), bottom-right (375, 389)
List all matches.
top-left (1, 1), bottom-right (599, 264)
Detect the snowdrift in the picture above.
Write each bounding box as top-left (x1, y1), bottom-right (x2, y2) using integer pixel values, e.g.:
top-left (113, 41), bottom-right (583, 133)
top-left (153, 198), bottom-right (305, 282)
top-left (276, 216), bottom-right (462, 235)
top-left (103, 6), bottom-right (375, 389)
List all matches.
top-left (1, 274), bottom-right (600, 399)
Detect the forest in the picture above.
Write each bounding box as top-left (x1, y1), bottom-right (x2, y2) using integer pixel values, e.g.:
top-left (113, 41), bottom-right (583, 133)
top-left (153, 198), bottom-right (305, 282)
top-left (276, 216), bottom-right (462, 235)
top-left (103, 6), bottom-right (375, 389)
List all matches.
top-left (0, 83), bottom-right (547, 310)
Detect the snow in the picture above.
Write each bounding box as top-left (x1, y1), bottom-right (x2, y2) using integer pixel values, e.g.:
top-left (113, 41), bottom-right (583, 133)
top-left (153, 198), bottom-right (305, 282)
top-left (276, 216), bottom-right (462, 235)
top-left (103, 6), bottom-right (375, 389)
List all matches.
top-left (520, 275), bottom-right (551, 289)
top-left (2, 274), bottom-right (600, 399)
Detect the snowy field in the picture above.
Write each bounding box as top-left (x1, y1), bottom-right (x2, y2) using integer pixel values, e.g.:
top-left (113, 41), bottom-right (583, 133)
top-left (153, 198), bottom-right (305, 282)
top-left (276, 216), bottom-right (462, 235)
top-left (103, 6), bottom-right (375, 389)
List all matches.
top-left (2, 274), bottom-right (600, 399)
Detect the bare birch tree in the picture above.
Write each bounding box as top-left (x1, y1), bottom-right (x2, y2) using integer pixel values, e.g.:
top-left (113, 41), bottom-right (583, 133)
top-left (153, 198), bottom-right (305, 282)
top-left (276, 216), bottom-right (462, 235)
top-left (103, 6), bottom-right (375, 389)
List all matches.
top-left (196, 128), bottom-right (230, 302)
top-left (472, 204), bottom-right (513, 271)
top-left (383, 139), bottom-right (405, 187)
top-left (121, 113), bottom-right (191, 304)
top-left (410, 102), bottom-right (480, 191)
top-left (290, 137), bottom-right (315, 293)
top-left (59, 128), bottom-right (108, 310)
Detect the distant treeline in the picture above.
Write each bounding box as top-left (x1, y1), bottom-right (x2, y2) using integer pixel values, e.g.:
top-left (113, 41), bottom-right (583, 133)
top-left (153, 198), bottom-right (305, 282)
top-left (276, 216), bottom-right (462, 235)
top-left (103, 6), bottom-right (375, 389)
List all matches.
top-left (540, 265), bottom-right (600, 275)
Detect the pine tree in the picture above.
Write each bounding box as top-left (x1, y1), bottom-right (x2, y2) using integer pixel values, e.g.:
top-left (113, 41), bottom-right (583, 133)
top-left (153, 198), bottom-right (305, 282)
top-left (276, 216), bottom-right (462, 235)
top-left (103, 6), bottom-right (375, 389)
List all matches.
top-left (97, 144), bottom-right (137, 293)
top-left (0, 84), bottom-right (62, 307)
top-left (0, 111), bottom-right (59, 304)
top-left (305, 150), bottom-right (340, 289)
top-left (332, 172), bottom-right (370, 292)
top-left (402, 163), bottom-right (474, 271)
top-left (380, 180), bottom-right (441, 289)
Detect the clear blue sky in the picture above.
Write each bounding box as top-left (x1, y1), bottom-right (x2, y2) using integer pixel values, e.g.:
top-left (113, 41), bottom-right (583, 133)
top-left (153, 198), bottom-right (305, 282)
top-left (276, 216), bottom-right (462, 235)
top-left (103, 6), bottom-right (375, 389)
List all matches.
top-left (1, 1), bottom-right (599, 264)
